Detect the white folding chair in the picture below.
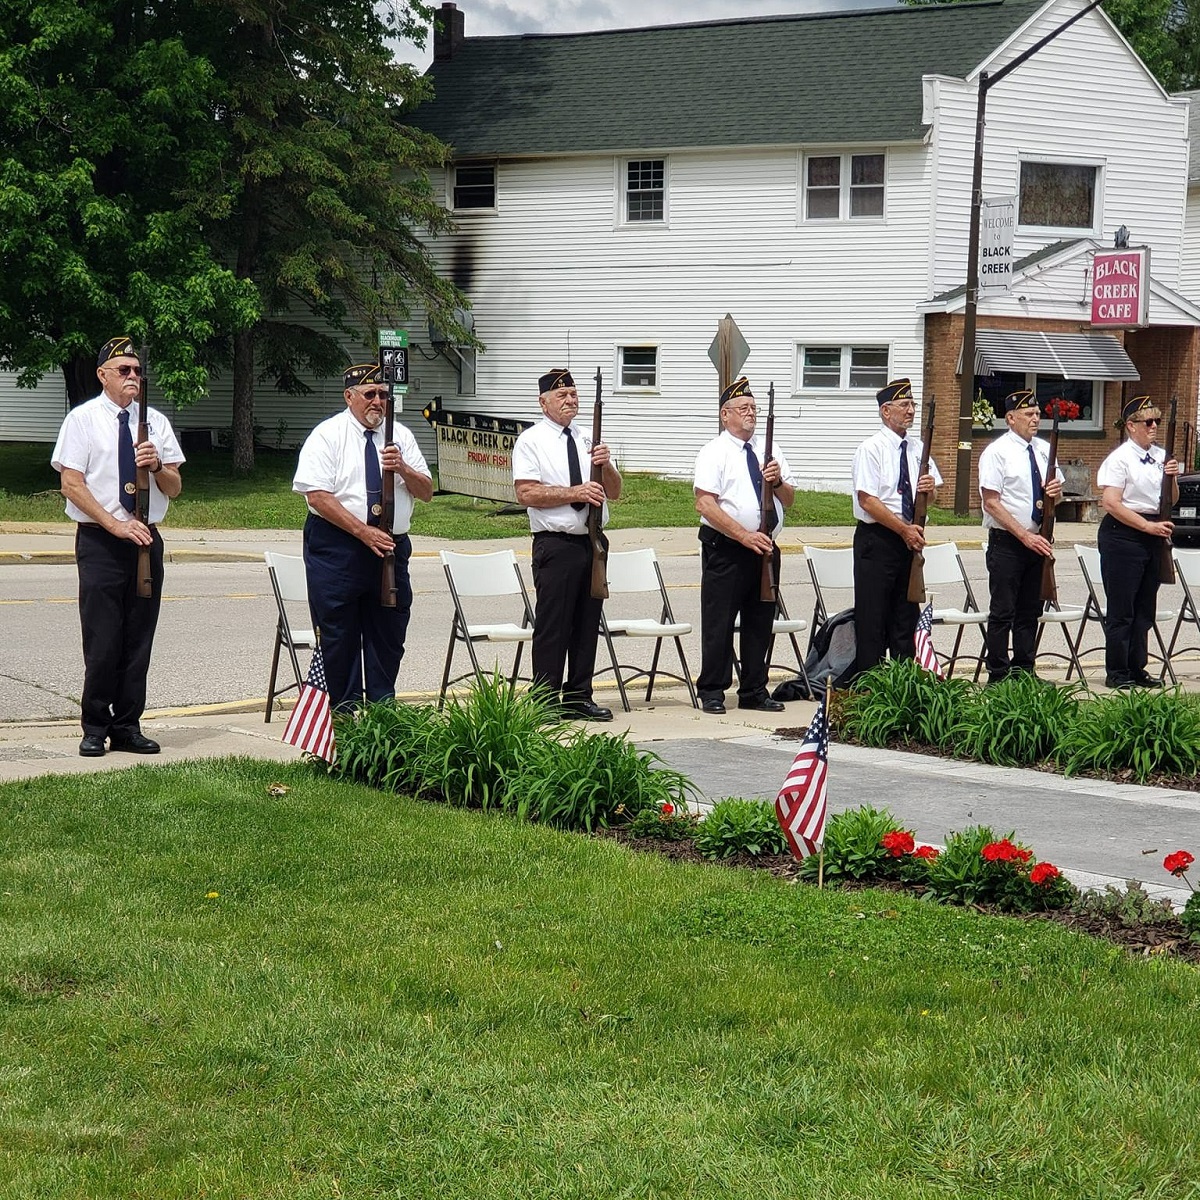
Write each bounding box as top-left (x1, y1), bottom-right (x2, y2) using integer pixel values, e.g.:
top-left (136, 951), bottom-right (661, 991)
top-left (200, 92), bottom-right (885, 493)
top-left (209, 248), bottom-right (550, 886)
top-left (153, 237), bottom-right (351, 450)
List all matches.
top-left (1073, 544), bottom-right (1178, 684)
top-left (804, 546), bottom-right (855, 647)
top-left (597, 548), bottom-right (698, 711)
top-left (438, 549), bottom-right (536, 708)
top-left (916, 542), bottom-right (989, 679)
top-left (733, 583), bottom-right (810, 687)
top-left (264, 551), bottom-right (316, 723)
top-left (1167, 548), bottom-right (1200, 669)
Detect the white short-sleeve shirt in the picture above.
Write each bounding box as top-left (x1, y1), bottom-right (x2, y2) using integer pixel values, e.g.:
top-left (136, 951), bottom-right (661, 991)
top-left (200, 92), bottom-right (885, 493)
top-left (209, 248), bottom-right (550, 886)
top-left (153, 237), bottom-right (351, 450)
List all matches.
top-left (978, 429), bottom-right (1065, 532)
top-left (293, 408), bottom-right (430, 535)
top-left (851, 424), bottom-right (942, 522)
top-left (511, 416), bottom-right (607, 534)
top-left (1097, 439), bottom-right (1166, 514)
top-left (693, 429), bottom-right (795, 536)
top-left (51, 393), bottom-right (185, 525)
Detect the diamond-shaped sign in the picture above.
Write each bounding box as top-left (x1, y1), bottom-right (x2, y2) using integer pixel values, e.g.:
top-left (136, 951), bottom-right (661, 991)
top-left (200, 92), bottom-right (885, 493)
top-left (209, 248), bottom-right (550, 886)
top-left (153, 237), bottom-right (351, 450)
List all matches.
top-left (707, 315), bottom-right (750, 380)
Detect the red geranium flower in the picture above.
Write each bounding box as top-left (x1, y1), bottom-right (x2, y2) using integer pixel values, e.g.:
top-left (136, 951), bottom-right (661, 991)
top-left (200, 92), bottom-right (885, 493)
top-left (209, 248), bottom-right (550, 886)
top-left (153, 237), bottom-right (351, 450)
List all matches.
top-left (881, 830), bottom-right (915, 858)
top-left (982, 839), bottom-right (1024, 863)
top-left (1014, 847), bottom-right (1033, 864)
top-left (1043, 398), bottom-right (1081, 420)
top-left (1030, 862), bottom-right (1060, 886)
top-left (914, 845), bottom-right (940, 860)
top-left (661, 803), bottom-right (674, 817)
top-left (1163, 850), bottom-right (1194, 877)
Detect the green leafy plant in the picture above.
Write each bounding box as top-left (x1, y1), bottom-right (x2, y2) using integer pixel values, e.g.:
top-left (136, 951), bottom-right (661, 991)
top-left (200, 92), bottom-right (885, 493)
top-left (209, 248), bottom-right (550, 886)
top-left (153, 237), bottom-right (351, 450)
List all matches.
top-left (840, 659), bottom-right (943, 747)
top-left (516, 731), bottom-right (694, 832)
top-left (695, 799), bottom-right (788, 860)
top-left (965, 673), bottom-right (1080, 766)
top-left (1058, 689), bottom-right (1200, 783)
top-left (1073, 880), bottom-right (1179, 929)
top-left (914, 674), bottom-right (979, 753)
top-left (797, 804), bottom-right (904, 882)
top-left (626, 801), bottom-right (698, 841)
top-left (332, 699), bottom-right (442, 796)
top-left (925, 826), bottom-right (1074, 912)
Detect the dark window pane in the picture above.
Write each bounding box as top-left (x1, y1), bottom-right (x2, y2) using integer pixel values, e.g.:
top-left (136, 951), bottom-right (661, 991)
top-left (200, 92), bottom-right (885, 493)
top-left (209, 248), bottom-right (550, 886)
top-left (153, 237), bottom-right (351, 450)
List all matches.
top-left (806, 188), bottom-right (839, 219)
top-left (1019, 162), bottom-right (1095, 228)
top-left (807, 156), bottom-right (840, 187)
top-left (850, 187), bottom-right (884, 217)
top-left (453, 163), bottom-right (495, 209)
top-left (1034, 375), bottom-right (1095, 422)
top-left (975, 371), bottom-right (1027, 421)
top-left (626, 159), bottom-right (665, 222)
top-left (620, 346), bottom-right (658, 388)
top-left (851, 154), bottom-right (884, 185)
top-left (803, 347), bottom-right (841, 388)
top-left (848, 346), bottom-right (889, 389)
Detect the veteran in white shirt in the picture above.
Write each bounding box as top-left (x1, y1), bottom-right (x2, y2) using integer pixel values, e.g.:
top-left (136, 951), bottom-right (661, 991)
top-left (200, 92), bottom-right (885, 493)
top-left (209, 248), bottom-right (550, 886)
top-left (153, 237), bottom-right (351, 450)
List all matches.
top-left (850, 378), bottom-right (941, 678)
top-left (692, 376), bottom-right (795, 715)
top-left (293, 361), bottom-right (432, 710)
top-left (512, 368), bottom-right (622, 722)
top-left (977, 389), bottom-right (1065, 683)
top-left (1096, 394), bottom-right (1179, 689)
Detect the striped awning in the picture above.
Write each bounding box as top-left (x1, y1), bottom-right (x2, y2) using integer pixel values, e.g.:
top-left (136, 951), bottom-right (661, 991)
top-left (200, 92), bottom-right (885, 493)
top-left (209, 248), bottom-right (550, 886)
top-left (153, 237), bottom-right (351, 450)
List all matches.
top-left (970, 330), bottom-right (1140, 381)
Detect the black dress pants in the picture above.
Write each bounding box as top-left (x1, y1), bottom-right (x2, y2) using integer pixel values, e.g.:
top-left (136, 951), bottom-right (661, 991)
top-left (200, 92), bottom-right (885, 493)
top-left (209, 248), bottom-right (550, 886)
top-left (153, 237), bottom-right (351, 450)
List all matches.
top-left (985, 529), bottom-right (1043, 681)
top-left (304, 515), bottom-right (413, 711)
top-left (530, 532), bottom-right (602, 705)
top-left (852, 521), bottom-right (917, 677)
top-left (696, 526), bottom-right (775, 705)
top-left (1098, 514), bottom-right (1161, 683)
top-left (75, 523), bottom-right (164, 740)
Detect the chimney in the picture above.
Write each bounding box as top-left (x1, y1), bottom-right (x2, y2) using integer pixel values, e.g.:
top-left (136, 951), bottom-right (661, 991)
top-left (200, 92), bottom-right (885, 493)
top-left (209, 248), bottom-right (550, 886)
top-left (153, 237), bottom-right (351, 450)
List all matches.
top-left (433, 3), bottom-right (465, 62)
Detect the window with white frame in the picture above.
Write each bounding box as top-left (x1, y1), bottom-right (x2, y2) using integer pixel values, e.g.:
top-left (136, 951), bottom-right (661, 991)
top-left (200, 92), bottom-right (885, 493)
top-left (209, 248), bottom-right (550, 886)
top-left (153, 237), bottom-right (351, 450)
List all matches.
top-left (1018, 161), bottom-right (1099, 231)
top-left (623, 159), bottom-right (666, 223)
top-left (451, 162), bottom-right (496, 210)
top-left (975, 371), bottom-right (1103, 431)
top-left (618, 345), bottom-right (658, 389)
top-left (799, 345), bottom-right (890, 390)
top-left (804, 152), bottom-right (885, 220)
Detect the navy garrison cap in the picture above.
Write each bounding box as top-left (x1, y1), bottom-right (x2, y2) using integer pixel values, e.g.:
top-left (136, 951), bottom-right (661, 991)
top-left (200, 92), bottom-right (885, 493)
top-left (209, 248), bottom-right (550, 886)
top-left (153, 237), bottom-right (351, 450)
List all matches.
top-left (1004, 389), bottom-right (1037, 413)
top-left (877, 378), bottom-right (913, 407)
top-left (1122, 395), bottom-right (1156, 422)
top-left (344, 362), bottom-right (384, 389)
top-left (720, 376), bottom-right (753, 407)
top-left (97, 337), bottom-right (137, 366)
top-left (539, 368), bottom-right (575, 395)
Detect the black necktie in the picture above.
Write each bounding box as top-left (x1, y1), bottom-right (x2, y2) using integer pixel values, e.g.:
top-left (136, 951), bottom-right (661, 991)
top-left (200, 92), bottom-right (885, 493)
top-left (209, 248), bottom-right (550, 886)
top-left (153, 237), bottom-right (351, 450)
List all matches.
top-left (364, 429), bottom-right (382, 526)
top-left (1028, 444), bottom-right (1044, 525)
top-left (898, 438), bottom-right (915, 523)
top-left (745, 442), bottom-right (778, 533)
top-left (118, 409), bottom-right (136, 513)
top-left (565, 427), bottom-right (586, 511)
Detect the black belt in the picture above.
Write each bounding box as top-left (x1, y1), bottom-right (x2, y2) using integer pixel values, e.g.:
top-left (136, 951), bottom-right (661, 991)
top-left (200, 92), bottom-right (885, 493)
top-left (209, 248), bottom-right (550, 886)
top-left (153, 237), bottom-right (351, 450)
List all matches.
top-left (533, 530), bottom-right (588, 540)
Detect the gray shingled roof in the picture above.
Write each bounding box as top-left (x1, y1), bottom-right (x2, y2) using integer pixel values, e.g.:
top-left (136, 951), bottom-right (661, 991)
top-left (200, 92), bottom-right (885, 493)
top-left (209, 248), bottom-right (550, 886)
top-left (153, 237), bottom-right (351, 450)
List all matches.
top-left (1176, 88), bottom-right (1200, 182)
top-left (411, 0), bottom-right (1047, 157)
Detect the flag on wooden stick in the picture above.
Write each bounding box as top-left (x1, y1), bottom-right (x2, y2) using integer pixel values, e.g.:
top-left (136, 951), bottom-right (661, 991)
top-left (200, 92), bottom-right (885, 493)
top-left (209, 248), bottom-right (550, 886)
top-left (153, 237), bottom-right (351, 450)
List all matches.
top-left (914, 601), bottom-right (945, 679)
top-left (282, 643), bottom-right (335, 762)
top-left (775, 695), bottom-right (829, 860)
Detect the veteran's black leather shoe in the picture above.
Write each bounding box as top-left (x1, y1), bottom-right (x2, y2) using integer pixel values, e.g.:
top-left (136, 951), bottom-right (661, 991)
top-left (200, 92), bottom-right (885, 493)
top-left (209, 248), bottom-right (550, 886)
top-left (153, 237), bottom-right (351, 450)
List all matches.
top-left (701, 699), bottom-right (726, 714)
top-left (564, 701), bottom-right (613, 722)
top-left (109, 732), bottom-right (161, 754)
top-left (1133, 673), bottom-right (1165, 688)
top-left (79, 735), bottom-right (107, 757)
top-left (738, 698), bottom-right (786, 712)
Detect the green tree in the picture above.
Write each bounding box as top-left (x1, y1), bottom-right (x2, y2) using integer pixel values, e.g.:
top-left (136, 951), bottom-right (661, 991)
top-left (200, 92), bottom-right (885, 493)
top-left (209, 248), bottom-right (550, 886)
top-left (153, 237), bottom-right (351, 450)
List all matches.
top-left (185, 0), bottom-right (467, 471)
top-left (0, 2), bottom-right (259, 405)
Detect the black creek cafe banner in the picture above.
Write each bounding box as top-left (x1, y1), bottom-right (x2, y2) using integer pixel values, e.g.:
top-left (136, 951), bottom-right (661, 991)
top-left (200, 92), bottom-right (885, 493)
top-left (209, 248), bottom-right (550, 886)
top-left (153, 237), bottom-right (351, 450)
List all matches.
top-left (421, 397), bottom-right (534, 503)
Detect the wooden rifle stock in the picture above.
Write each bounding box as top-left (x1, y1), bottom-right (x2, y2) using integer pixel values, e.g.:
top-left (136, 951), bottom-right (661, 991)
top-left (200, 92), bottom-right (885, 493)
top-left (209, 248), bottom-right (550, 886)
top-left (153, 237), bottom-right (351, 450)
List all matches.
top-left (588, 367), bottom-right (610, 600)
top-left (1158, 395), bottom-right (1178, 585)
top-left (1039, 407), bottom-right (1061, 604)
top-left (759, 382), bottom-right (779, 603)
top-left (134, 352), bottom-right (153, 599)
top-left (905, 397), bottom-right (935, 603)
top-left (379, 350), bottom-right (397, 608)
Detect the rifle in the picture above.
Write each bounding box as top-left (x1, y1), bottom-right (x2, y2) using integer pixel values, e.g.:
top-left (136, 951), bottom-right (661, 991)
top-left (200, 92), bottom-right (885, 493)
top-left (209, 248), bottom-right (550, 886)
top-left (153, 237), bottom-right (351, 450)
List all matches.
top-left (1039, 405), bottom-right (1062, 604)
top-left (588, 367), bottom-right (610, 600)
top-left (759, 382), bottom-right (780, 603)
top-left (379, 347), bottom-right (397, 608)
top-left (905, 397), bottom-right (936, 603)
top-left (134, 351), bottom-right (153, 599)
top-left (1158, 395), bottom-right (1179, 585)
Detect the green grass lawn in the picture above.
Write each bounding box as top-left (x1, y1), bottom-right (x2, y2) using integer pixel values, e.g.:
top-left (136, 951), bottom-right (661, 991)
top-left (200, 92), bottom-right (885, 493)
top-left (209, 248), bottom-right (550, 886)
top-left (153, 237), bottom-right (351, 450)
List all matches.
top-left (0, 442), bottom-right (977, 534)
top-left (2, 758), bottom-right (1198, 1198)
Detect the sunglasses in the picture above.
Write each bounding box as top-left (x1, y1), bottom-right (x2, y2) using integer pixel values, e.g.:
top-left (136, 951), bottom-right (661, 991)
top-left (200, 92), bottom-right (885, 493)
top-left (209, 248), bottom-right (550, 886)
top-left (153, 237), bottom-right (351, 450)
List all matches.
top-left (357, 389), bottom-right (388, 401)
top-left (105, 364), bottom-right (143, 378)
top-left (1132, 417), bottom-right (1160, 427)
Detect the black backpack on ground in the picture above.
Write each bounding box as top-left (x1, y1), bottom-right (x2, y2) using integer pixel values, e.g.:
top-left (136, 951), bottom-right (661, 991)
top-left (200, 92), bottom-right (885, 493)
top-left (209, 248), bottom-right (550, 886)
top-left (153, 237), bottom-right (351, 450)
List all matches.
top-left (771, 607), bottom-right (857, 702)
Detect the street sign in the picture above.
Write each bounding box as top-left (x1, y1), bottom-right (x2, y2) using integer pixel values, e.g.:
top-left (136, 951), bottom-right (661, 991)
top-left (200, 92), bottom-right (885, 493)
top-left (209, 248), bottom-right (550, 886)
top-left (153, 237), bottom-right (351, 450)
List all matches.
top-left (377, 328), bottom-right (409, 388)
top-left (978, 196), bottom-right (1015, 296)
top-left (707, 314), bottom-right (750, 429)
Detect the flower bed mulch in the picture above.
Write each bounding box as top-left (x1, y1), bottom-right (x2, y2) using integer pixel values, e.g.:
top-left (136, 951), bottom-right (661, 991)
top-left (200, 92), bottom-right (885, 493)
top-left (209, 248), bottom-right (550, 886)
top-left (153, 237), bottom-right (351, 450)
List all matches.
top-left (596, 826), bottom-right (1200, 966)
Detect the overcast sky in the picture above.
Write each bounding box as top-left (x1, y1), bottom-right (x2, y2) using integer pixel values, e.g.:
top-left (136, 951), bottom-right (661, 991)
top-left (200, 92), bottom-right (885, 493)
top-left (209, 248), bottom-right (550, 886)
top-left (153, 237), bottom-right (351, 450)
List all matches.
top-left (397, 0), bottom-right (899, 67)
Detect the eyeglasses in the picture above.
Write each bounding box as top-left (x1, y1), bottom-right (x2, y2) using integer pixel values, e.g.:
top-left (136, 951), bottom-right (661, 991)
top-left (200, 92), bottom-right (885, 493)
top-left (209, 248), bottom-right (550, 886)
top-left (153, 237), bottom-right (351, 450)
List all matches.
top-left (357, 389), bottom-right (388, 401)
top-left (104, 364), bottom-right (143, 378)
top-left (730, 404), bottom-right (758, 415)
top-left (885, 401), bottom-right (916, 411)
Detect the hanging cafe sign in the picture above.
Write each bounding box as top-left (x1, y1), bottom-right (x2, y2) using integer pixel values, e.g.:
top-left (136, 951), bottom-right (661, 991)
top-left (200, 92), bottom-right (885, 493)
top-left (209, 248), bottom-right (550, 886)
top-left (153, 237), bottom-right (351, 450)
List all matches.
top-left (1091, 247), bottom-right (1150, 328)
top-left (420, 396), bottom-right (533, 504)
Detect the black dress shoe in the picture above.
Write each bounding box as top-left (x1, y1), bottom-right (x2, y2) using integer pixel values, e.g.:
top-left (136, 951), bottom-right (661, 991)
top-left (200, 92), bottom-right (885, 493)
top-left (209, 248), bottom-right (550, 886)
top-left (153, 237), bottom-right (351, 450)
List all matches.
top-left (79, 735), bottom-right (106, 758)
top-left (563, 701), bottom-right (613, 722)
top-left (1105, 676), bottom-right (1134, 691)
top-left (701, 699), bottom-right (726, 714)
top-left (1133, 673), bottom-right (1165, 688)
top-left (109, 732), bottom-right (160, 754)
top-left (738, 698), bottom-right (786, 713)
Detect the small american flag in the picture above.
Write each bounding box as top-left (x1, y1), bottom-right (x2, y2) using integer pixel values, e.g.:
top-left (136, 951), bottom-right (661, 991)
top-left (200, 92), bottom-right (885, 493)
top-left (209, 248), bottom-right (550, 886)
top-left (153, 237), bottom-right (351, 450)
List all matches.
top-left (282, 644), bottom-right (335, 762)
top-left (775, 696), bottom-right (829, 860)
top-left (914, 601), bottom-right (945, 679)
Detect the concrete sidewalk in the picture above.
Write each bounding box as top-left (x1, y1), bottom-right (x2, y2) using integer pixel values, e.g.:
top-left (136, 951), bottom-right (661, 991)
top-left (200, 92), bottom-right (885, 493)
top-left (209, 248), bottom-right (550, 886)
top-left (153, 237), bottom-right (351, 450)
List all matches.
top-left (1, 686), bottom-right (1194, 910)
